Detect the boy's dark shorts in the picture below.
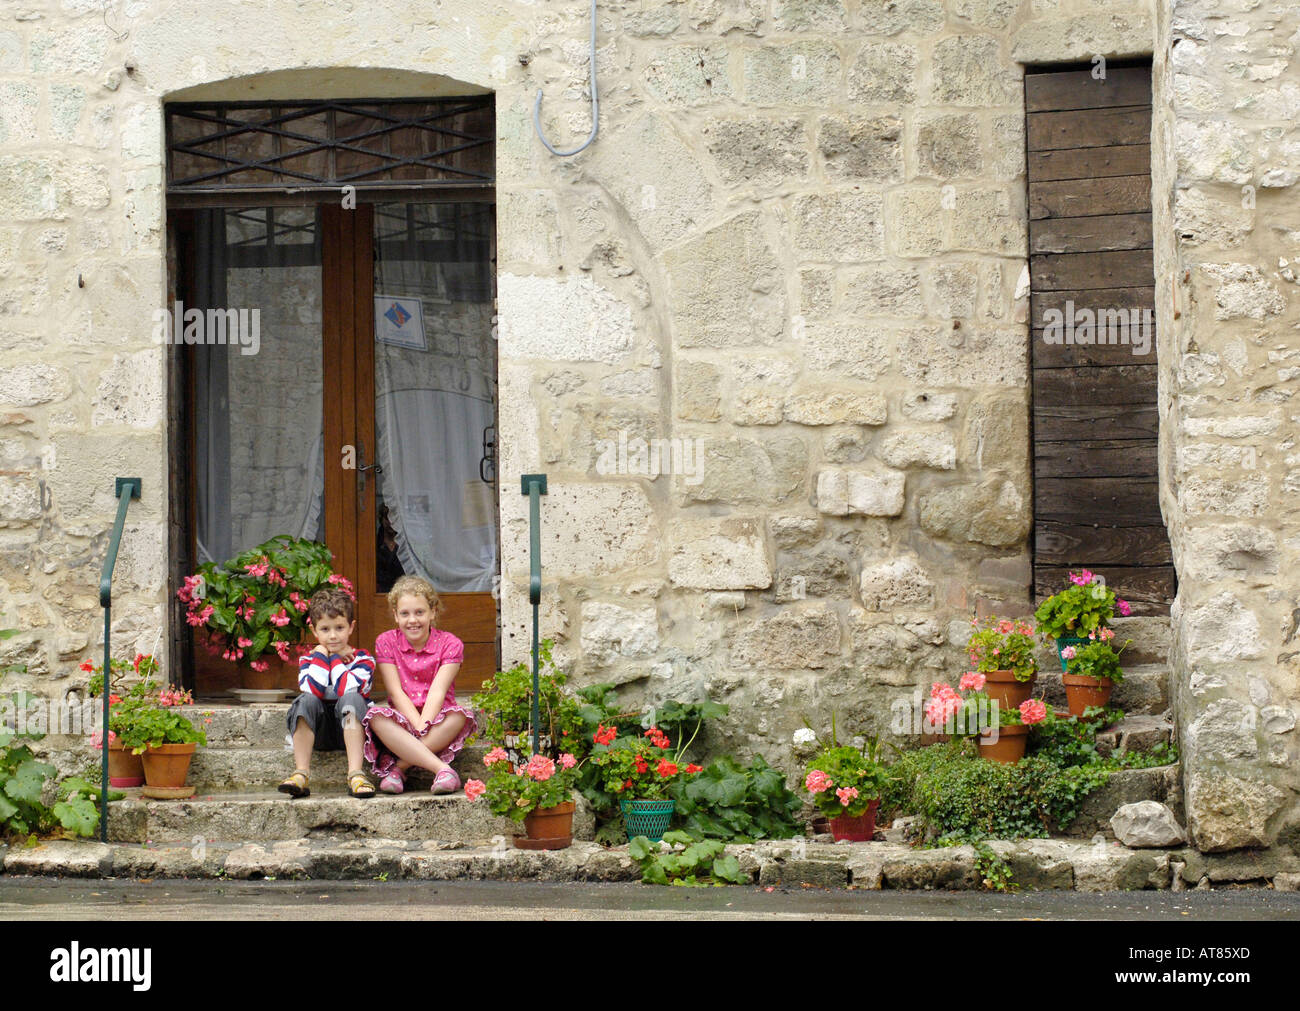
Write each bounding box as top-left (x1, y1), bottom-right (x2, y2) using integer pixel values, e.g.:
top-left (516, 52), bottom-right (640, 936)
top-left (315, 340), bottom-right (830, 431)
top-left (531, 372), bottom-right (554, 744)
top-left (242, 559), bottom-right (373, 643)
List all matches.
top-left (286, 692), bottom-right (370, 752)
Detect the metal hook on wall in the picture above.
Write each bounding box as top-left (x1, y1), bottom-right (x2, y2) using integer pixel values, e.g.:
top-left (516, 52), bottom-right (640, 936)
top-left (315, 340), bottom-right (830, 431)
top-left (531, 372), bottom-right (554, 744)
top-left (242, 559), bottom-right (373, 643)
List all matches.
top-left (533, 0), bottom-right (599, 157)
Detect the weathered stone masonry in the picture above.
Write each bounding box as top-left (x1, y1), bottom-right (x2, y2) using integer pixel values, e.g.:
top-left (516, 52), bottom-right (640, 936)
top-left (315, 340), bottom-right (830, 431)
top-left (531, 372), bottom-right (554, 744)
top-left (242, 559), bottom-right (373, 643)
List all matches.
top-left (0, 0), bottom-right (1297, 853)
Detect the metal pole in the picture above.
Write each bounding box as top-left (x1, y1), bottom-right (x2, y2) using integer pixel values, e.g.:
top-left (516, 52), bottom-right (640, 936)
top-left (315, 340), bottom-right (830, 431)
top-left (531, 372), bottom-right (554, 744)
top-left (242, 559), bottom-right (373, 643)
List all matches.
top-left (98, 478), bottom-right (141, 843)
top-left (521, 474), bottom-right (547, 755)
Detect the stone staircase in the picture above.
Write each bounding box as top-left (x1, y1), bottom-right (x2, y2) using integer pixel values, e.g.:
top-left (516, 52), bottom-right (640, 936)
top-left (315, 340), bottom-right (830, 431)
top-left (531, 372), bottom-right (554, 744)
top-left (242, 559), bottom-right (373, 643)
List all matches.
top-left (37, 702), bottom-right (597, 846)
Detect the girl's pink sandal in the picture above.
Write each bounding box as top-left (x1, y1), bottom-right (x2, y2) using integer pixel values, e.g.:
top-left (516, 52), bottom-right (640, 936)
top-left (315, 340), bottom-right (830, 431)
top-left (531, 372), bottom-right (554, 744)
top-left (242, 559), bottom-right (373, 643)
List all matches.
top-left (378, 768), bottom-right (406, 794)
top-left (431, 767), bottom-right (460, 794)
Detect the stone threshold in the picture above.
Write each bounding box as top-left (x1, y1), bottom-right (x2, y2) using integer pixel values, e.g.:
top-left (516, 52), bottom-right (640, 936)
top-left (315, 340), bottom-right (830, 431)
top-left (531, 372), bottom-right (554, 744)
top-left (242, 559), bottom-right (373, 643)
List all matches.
top-left (3, 837), bottom-right (1297, 891)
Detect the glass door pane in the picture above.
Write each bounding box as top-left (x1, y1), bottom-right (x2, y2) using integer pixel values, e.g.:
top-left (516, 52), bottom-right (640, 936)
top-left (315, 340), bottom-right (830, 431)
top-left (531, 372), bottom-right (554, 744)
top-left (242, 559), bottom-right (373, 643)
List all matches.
top-left (193, 206), bottom-right (324, 564)
top-left (372, 201), bottom-right (497, 594)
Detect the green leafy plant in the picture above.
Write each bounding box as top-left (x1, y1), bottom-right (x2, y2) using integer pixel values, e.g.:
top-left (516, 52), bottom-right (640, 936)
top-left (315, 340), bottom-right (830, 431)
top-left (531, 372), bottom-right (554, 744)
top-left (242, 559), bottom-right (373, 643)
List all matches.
top-left (965, 615), bottom-right (1038, 682)
top-left (802, 721), bottom-right (891, 819)
top-left (465, 749), bottom-right (581, 821)
top-left (1027, 706), bottom-right (1118, 767)
top-left (669, 755), bottom-right (802, 842)
top-left (1063, 638), bottom-right (1130, 685)
top-left (629, 830), bottom-right (745, 887)
top-left (470, 640), bottom-right (585, 759)
top-left (180, 535), bottom-right (347, 672)
top-left (972, 840), bottom-right (1016, 892)
top-left (1033, 569), bottom-right (1130, 641)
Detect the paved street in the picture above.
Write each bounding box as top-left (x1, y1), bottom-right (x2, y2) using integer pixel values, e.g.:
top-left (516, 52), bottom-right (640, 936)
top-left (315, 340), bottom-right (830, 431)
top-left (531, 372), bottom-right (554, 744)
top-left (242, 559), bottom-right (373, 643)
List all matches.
top-left (2, 876), bottom-right (1299, 920)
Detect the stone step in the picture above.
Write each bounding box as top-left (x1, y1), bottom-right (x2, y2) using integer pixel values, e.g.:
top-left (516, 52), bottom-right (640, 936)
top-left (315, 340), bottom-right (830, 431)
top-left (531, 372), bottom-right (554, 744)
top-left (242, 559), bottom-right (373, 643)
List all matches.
top-left (9, 835), bottom-right (1295, 890)
top-left (184, 745), bottom-right (490, 792)
top-left (1035, 663), bottom-right (1169, 717)
top-left (1060, 764), bottom-right (1182, 839)
top-left (102, 789), bottom-right (596, 845)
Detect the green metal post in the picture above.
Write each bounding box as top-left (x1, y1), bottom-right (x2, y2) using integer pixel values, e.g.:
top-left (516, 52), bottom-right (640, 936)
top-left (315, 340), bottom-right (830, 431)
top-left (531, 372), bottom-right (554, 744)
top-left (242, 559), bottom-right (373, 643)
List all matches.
top-left (98, 477), bottom-right (141, 843)
top-left (521, 474), bottom-right (547, 756)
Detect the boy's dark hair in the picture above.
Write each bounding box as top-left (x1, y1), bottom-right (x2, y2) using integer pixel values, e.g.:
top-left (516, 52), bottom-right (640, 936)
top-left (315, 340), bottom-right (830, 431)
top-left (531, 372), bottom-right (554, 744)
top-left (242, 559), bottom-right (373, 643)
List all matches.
top-left (308, 587), bottom-right (355, 624)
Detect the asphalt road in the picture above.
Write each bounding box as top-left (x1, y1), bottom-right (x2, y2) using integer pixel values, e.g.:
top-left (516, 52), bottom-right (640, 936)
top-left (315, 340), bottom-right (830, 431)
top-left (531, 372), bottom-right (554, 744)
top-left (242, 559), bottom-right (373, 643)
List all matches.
top-left (2, 876), bottom-right (1300, 920)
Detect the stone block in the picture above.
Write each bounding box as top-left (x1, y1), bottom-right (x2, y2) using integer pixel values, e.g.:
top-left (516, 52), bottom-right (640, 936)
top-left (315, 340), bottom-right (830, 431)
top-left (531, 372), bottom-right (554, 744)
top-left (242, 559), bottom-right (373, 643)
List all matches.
top-left (818, 115), bottom-right (903, 182)
top-left (784, 391), bottom-right (887, 426)
top-left (847, 41), bottom-right (918, 103)
top-left (681, 434), bottom-right (808, 506)
top-left (899, 327), bottom-right (1027, 386)
top-left (902, 391), bottom-right (958, 422)
top-left (876, 429), bottom-right (957, 470)
top-left (929, 36), bottom-right (1021, 106)
top-left (731, 604), bottom-right (841, 670)
top-left (676, 360), bottom-right (721, 422)
top-left (842, 265), bottom-right (923, 317)
top-left (792, 191), bottom-right (885, 262)
top-left (742, 42), bottom-right (841, 106)
top-left (1186, 770), bottom-right (1287, 853)
top-left (1111, 802), bottom-right (1187, 848)
top-left (498, 273), bottom-right (633, 364)
top-left (771, 0), bottom-right (847, 31)
top-left (816, 466), bottom-right (905, 517)
top-left (802, 321), bottom-right (892, 381)
top-left (919, 478), bottom-right (1030, 548)
top-left (580, 601), bottom-right (660, 667)
top-left (668, 517), bottom-right (771, 590)
top-left (916, 113), bottom-right (981, 178)
top-left (643, 45), bottom-right (734, 106)
top-left (663, 212), bottom-right (785, 348)
top-left (706, 117), bottom-right (808, 189)
top-left (855, 0), bottom-right (943, 35)
top-left (859, 556), bottom-right (934, 611)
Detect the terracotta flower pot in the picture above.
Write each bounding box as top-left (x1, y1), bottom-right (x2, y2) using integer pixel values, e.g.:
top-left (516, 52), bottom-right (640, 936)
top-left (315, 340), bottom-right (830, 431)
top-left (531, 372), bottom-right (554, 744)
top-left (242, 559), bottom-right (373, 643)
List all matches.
top-left (828, 800), bottom-right (880, 842)
top-left (978, 723), bottom-right (1029, 764)
top-left (140, 742), bottom-right (197, 789)
top-left (107, 741), bottom-right (144, 788)
top-left (1062, 674), bottom-right (1114, 717)
top-left (982, 669), bottom-right (1036, 710)
top-left (514, 799), bottom-right (575, 851)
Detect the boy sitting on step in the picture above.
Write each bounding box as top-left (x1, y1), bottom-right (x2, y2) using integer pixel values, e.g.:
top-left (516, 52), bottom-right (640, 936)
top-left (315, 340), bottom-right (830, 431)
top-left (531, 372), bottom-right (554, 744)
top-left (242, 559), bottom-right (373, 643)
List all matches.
top-left (277, 587), bottom-right (376, 799)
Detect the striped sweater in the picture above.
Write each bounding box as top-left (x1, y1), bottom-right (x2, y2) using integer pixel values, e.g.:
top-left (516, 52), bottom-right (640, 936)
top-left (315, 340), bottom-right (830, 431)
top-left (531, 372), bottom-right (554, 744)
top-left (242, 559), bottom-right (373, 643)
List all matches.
top-left (298, 648), bottom-right (375, 701)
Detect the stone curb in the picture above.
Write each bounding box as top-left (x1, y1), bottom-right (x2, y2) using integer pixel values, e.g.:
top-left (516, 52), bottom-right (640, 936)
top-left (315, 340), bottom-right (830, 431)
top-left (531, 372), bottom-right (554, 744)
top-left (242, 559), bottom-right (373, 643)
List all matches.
top-left (3, 836), bottom-right (1296, 889)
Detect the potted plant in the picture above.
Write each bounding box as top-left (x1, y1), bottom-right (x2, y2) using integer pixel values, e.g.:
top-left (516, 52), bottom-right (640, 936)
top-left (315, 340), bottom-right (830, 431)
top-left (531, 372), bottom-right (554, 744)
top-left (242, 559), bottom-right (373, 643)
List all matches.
top-left (84, 652), bottom-right (166, 788)
top-left (588, 723), bottom-right (703, 843)
top-left (1061, 634), bottom-right (1128, 716)
top-left (1033, 570), bottom-right (1132, 671)
top-left (114, 679), bottom-right (208, 794)
top-left (978, 698), bottom-right (1050, 764)
top-left (464, 747), bottom-right (583, 849)
top-left (802, 725), bottom-right (891, 842)
top-left (964, 616), bottom-right (1038, 708)
top-left (470, 640), bottom-right (585, 764)
top-left (179, 535), bottom-right (351, 691)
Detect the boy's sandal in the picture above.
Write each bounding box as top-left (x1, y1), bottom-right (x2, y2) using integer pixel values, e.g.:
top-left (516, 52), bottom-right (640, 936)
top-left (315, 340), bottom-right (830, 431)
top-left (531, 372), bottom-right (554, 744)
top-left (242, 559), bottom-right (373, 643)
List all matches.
top-left (348, 770), bottom-right (376, 798)
top-left (277, 770), bottom-right (310, 798)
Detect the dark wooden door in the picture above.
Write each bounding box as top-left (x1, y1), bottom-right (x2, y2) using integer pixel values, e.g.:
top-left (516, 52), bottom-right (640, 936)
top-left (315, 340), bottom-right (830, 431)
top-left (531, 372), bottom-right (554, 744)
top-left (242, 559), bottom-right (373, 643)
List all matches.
top-left (1026, 61), bottom-right (1174, 614)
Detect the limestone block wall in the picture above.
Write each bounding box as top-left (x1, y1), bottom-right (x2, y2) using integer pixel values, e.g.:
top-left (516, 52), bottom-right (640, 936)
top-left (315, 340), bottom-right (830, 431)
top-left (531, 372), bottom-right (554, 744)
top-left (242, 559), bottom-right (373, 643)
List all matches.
top-left (1152, 0), bottom-right (1300, 853)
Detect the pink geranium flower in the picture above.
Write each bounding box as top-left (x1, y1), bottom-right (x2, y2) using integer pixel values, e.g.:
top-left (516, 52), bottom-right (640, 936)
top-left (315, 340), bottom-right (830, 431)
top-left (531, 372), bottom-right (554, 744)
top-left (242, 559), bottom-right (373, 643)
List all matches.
top-left (1061, 646), bottom-right (1076, 660)
top-left (805, 770), bottom-right (834, 794)
top-left (959, 672), bottom-right (987, 692)
top-left (524, 754), bottom-right (555, 782)
top-left (558, 753), bottom-right (577, 769)
top-left (483, 746), bottom-right (509, 766)
top-left (464, 779), bottom-right (486, 801)
top-left (835, 786), bottom-right (859, 807)
top-left (1019, 699), bottom-right (1048, 725)
top-left (1117, 599), bottom-right (1131, 617)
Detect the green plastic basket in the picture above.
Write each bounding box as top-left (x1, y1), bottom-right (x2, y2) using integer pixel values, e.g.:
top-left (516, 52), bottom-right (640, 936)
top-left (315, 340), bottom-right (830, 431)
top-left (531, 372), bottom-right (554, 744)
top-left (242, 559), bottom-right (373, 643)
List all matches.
top-left (1056, 636), bottom-right (1089, 673)
top-left (620, 799), bottom-right (676, 843)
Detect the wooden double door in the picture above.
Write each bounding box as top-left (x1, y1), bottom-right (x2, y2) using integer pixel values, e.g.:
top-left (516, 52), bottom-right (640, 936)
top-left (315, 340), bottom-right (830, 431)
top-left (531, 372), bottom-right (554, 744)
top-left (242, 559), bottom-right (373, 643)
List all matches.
top-left (177, 200), bottom-right (499, 695)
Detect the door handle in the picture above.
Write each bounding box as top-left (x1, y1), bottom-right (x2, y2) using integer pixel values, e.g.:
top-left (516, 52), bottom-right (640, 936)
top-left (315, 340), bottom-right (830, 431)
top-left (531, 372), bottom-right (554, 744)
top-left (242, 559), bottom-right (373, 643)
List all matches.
top-left (357, 442), bottom-right (382, 511)
top-left (480, 425), bottom-right (496, 484)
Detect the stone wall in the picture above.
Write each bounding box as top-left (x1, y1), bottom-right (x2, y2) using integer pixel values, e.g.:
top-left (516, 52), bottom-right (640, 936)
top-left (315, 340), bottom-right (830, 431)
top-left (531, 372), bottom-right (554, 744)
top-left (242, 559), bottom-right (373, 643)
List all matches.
top-left (16, 0), bottom-right (1299, 853)
top-left (1152, 0), bottom-right (1300, 853)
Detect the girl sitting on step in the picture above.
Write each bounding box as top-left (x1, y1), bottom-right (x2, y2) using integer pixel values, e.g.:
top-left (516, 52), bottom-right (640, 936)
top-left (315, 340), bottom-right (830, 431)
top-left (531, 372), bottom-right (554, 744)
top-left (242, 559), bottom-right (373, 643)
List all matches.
top-left (362, 575), bottom-right (477, 794)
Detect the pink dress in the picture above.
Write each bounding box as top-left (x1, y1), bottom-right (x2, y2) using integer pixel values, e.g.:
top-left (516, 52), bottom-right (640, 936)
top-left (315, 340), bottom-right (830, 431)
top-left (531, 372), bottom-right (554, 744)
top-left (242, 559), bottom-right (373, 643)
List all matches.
top-left (362, 627), bottom-right (478, 776)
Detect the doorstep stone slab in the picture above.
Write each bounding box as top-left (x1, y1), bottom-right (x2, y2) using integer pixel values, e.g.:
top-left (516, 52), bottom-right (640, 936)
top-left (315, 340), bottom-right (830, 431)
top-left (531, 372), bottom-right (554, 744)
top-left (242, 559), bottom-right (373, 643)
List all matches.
top-left (882, 845), bottom-right (981, 890)
top-left (1172, 847), bottom-right (1299, 885)
top-left (3, 840), bottom-right (114, 877)
top-left (1273, 872), bottom-right (1300, 891)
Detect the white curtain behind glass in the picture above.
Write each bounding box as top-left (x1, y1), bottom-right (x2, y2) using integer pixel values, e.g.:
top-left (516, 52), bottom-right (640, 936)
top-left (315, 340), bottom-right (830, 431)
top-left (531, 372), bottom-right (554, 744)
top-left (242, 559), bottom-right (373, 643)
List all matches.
top-left (373, 203), bottom-right (497, 593)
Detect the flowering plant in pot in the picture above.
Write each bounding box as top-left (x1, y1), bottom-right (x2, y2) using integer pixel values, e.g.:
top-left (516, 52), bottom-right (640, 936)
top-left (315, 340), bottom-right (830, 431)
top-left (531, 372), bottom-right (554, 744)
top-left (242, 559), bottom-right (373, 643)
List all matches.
top-left (1061, 636), bottom-right (1128, 716)
top-left (84, 652), bottom-right (161, 788)
top-left (977, 698), bottom-right (1050, 765)
top-left (1033, 570), bottom-right (1131, 671)
top-left (588, 724), bottom-right (703, 842)
top-left (465, 748), bottom-right (583, 850)
top-left (113, 680), bottom-right (207, 793)
top-left (179, 535), bottom-right (351, 689)
top-left (802, 728), bottom-right (891, 842)
top-left (965, 616), bottom-right (1038, 708)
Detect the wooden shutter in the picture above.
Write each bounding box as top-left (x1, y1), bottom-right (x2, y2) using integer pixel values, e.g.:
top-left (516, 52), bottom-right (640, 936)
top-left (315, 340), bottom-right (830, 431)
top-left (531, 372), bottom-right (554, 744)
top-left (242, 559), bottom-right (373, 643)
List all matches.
top-left (1026, 61), bottom-right (1174, 615)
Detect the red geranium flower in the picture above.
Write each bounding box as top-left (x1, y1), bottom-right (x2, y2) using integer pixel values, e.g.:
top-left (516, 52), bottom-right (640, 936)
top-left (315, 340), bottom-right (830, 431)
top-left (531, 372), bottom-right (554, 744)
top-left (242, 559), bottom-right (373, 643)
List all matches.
top-left (656, 760), bottom-right (678, 778)
top-left (685, 764), bottom-right (703, 774)
top-left (593, 724), bottom-right (617, 746)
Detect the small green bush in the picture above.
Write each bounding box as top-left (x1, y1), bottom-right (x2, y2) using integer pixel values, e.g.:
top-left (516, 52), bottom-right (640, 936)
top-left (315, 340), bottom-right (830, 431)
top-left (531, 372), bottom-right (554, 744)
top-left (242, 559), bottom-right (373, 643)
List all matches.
top-left (670, 755), bottom-right (802, 843)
